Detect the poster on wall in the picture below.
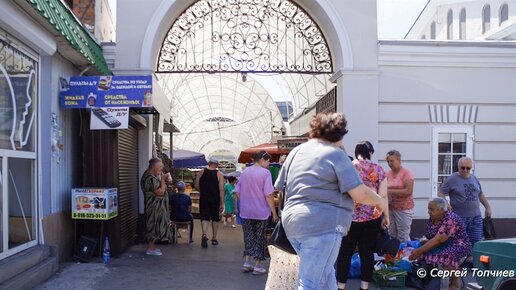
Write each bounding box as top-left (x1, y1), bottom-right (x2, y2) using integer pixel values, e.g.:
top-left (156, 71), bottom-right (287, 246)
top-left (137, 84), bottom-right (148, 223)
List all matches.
top-left (72, 188), bottom-right (118, 220)
top-left (90, 107), bottom-right (129, 130)
top-left (60, 75), bottom-right (152, 108)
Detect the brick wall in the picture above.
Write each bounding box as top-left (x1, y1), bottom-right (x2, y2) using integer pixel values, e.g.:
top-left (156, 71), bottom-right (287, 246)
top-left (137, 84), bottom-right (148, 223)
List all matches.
top-left (72, 0), bottom-right (95, 32)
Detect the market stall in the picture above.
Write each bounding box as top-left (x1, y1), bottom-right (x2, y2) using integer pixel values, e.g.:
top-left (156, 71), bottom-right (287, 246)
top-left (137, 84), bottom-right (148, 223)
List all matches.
top-left (237, 143), bottom-right (288, 163)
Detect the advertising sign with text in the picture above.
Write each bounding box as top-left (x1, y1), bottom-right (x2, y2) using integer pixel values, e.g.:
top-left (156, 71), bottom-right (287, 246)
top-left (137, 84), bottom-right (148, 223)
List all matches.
top-left (60, 75), bottom-right (152, 108)
top-left (90, 107), bottom-right (129, 130)
top-left (72, 188), bottom-right (118, 220)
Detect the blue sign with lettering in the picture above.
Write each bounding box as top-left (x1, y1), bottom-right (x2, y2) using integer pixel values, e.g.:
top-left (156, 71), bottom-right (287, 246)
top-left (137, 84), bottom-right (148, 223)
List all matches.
top-left (60, 75), bottom-right (153, 108)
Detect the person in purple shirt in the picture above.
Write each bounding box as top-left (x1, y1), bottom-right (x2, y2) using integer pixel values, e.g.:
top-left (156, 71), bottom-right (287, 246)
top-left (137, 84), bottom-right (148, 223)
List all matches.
top-left (235, 150), bottom-right (278, 275)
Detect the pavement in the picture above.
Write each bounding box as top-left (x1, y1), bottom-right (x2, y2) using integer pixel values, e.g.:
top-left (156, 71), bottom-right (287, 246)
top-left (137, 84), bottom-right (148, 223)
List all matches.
top-left (36, 220), bottom-right (476, 290)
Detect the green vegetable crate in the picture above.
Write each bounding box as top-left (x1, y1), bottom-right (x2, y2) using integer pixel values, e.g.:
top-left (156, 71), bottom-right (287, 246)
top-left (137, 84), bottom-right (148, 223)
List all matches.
top-left (373, 270), bottom-right (406, 290)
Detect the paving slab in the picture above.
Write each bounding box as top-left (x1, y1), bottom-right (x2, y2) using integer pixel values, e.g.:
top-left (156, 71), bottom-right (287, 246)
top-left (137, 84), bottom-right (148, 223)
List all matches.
top-left (36, 220), bottom-right (475, 289)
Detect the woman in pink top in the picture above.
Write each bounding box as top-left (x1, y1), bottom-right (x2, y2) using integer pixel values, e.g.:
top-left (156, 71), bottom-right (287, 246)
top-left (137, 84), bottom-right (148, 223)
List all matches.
top-left (235, 150), bottom-right (279, 275)
top-left (385, 150), bottom-right (414, 243)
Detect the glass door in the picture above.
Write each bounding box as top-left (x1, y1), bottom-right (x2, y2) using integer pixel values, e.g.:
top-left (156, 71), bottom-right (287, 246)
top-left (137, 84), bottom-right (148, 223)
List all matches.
top-left (0, 35), bottom-right (38, 259)
top-left (8, 158), bottom-right (37, 250)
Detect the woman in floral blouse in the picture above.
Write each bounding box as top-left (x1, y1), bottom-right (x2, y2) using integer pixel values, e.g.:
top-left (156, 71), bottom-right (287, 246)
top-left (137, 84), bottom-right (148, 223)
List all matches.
top-left (409, 197), bottom-right (471, 290)
top-left (336, 141), bottom-right (389, 290)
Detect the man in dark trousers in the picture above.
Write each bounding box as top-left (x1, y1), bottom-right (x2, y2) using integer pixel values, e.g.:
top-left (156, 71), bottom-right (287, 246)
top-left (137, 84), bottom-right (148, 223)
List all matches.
top-left (195, 158), bottom-right (225, 248)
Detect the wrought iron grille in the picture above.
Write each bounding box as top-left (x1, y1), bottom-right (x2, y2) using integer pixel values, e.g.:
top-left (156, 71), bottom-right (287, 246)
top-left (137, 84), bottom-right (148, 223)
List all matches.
top-left (157, 0), bottom-right (332, 73)
top-left (0, 39), bottom-right (36, 75)
top-left (316, 86), bottom-right (336, 114)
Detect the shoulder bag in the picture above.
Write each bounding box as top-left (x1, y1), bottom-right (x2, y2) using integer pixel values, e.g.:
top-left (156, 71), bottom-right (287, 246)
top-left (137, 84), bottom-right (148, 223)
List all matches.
top-left (374, 227), bottom-right (400, 257)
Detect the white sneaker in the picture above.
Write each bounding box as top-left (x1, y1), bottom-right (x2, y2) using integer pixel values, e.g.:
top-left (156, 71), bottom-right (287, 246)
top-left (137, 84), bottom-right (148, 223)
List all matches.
top-left (242, 262), bottom-right (254, 272)
top-left (231, 225), bottom-right (236, 228)
top-left (252, 266), bottom-right (267, 275)
top-left (146, 249), bottom-right (162, 256)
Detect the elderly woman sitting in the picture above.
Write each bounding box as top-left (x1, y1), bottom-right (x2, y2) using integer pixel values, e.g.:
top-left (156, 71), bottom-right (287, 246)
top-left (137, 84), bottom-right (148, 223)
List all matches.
top-left (409, 197), bottom-right (471, 290)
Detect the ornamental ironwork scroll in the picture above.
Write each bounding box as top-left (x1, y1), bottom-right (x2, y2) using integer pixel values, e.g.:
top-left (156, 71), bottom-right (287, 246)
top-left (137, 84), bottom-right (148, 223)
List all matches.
top-left (0, 39), bottom-right (35, 75)
top-left (157, 0), bottom-right (332, 73)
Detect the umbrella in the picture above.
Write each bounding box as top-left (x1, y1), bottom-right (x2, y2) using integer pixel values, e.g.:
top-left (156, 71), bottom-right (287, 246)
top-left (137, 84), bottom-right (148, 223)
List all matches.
top-left (172, 149), bottom-right (208, 168)
top-left (238, 143), bottom-right (289, 163)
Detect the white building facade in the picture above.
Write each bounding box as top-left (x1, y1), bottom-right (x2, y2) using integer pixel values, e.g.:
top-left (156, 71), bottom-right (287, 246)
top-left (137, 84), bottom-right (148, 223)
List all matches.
top-left (377, 41), bottom-right (516, 219)
top-left (113, 0), bottom-right (516, 227)
top-left (405, 0), bottom-right (516, 40)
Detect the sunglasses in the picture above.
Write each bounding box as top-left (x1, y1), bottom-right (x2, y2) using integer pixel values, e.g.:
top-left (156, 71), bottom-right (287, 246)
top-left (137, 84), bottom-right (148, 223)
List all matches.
top-left (262, 152), bottom-right (271, 160)
top-left (460, 167), bottom-right (471, 170)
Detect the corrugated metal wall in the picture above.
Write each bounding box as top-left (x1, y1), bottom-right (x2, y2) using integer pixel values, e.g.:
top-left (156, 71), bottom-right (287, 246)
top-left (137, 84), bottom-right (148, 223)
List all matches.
top-left (117, 126), bottom-right (139, 250)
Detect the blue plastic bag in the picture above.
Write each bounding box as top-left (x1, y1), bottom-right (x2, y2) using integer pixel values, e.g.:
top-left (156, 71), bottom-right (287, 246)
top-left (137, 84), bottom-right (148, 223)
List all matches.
top-left (236, 200), bottom-right (243, 225)
top-left (408, 240), bottom-right (421, 249)
top-left (348, 253), bottom-right (361, 278)
top-left (394, 259), bottom-right (412, 272)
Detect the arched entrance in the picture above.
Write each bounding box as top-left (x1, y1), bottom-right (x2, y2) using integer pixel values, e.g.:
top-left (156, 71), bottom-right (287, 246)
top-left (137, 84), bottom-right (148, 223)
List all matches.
top-left (145, 0), bottom-right (353, 164)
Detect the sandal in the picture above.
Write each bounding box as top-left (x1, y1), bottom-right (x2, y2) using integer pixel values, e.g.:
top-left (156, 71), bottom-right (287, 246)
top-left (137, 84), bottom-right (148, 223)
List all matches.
top-left (201, 235), bottom-right (208, 248)
top-left (211, 239), bottom-right (219, 245)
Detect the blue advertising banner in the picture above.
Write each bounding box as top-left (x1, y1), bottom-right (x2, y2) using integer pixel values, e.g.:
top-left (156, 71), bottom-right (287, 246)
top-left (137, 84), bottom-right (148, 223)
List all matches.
top-left (60, 75), bottom-right (153, 108)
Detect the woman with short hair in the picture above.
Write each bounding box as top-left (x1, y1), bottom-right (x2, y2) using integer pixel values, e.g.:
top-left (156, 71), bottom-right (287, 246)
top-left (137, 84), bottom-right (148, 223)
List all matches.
top-left (385, 150), bottom-right (414, 243)
top-left (275, 113), bottom-right (387, 290)
top-left (409, 197), bottom-right (471, 290)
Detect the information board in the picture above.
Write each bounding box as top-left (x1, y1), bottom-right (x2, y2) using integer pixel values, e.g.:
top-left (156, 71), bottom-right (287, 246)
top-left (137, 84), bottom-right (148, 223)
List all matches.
top-left (60, 75), bottom-right (152, 108)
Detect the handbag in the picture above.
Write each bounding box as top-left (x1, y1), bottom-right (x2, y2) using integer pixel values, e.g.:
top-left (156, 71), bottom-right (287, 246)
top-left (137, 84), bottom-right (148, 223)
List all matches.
top-left (270, 219), bottom-right (296, 254)
top-left (483, 216), bottom-right (496, 240)
top-left (269, 149), bottom-right (300, 255)
top-left (374, 229), bottom-right (400, 257)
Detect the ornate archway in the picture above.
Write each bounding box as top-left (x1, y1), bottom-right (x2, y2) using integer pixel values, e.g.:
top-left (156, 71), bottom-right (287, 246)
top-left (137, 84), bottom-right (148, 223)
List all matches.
top-left (153, 0), bottom-right (342, 160)
top-left (157, 0), bottom-right (333, 74)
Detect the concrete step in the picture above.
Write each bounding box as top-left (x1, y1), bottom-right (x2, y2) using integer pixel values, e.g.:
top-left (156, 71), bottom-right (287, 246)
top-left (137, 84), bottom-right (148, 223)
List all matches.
top-left (0, 256), bottom-right (58, 290)
top-left (0, 245), bottom-right (50, 284)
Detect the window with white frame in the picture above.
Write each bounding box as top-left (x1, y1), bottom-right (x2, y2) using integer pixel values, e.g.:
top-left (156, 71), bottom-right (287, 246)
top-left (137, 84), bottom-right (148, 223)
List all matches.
top-left (433, 128), bottom-right (473, 191)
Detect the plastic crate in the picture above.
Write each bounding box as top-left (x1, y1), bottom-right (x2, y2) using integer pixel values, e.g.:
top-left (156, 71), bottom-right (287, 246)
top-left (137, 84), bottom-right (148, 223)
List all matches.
top-left (373, 272), bottom-right (406, 290)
